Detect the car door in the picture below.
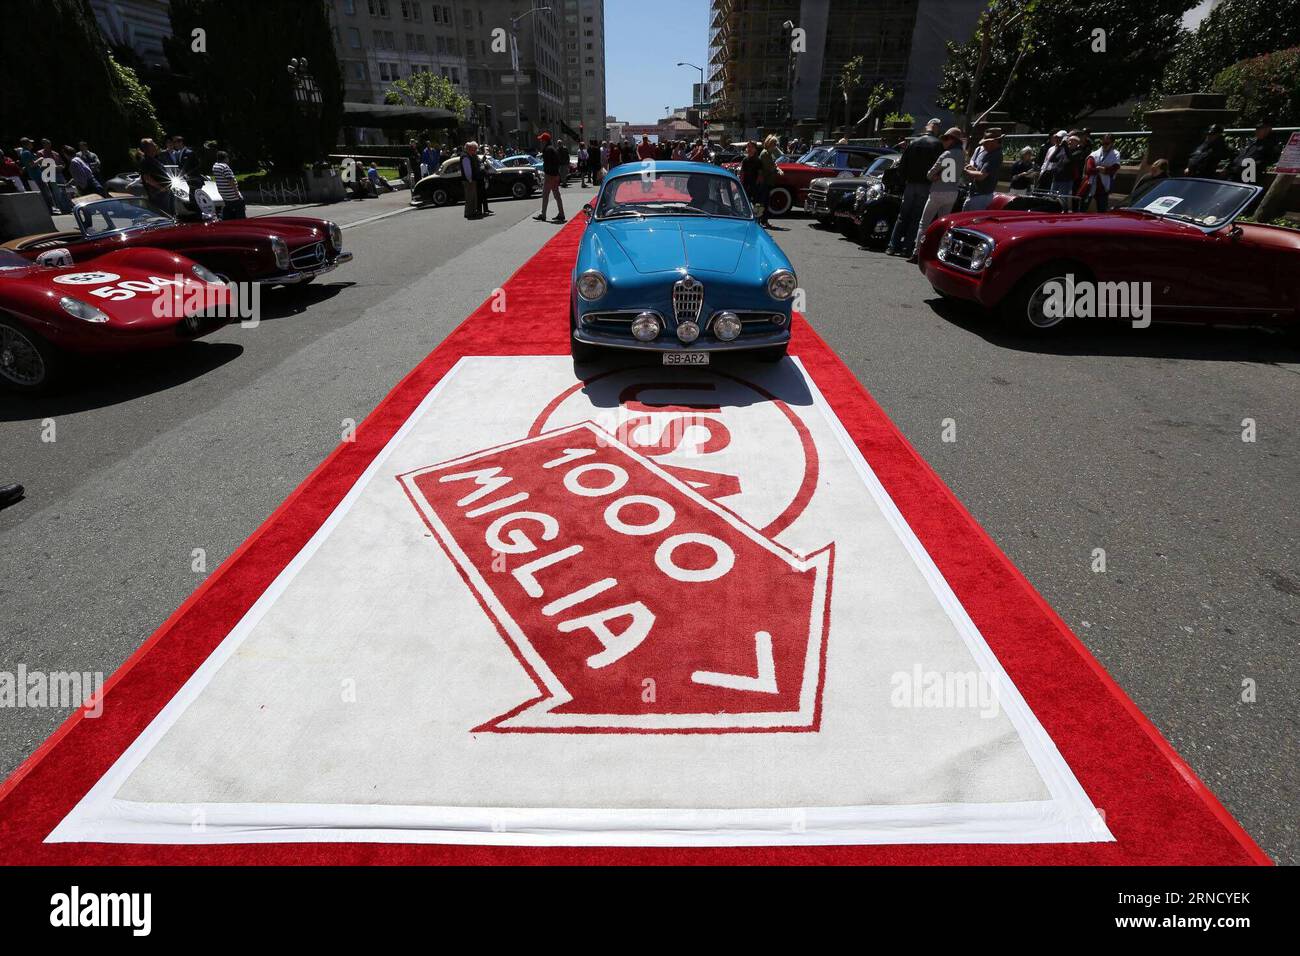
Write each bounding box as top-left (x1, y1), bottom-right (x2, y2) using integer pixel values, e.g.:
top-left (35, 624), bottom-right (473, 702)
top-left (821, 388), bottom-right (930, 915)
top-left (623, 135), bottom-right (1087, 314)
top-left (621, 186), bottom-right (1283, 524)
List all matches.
top-left (1176, 224), bottom-right (1294, 323)
top-left (437, 158), bottom-right (467, 201)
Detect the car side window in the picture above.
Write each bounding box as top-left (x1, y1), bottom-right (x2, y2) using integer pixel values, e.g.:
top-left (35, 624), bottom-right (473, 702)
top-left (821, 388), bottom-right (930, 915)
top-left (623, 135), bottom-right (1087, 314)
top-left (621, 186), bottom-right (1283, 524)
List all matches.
top-left (845, 152), bottom-right (870, 170)
top-left (439, 158), bottom-right (460, 177)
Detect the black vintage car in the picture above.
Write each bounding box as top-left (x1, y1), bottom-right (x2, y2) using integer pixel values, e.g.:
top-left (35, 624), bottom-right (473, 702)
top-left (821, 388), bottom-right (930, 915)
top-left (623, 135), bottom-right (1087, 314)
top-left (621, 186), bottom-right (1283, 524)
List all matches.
top-left (409, 156), bottom-right (541, 208)
top-left (804, 152), bottom-right (900, 227)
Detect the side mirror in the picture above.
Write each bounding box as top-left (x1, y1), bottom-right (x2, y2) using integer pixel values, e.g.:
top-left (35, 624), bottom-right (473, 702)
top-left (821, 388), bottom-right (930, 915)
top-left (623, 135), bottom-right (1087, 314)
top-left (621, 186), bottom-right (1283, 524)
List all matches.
top-left (582, 205), bottom-right (592, 221)
top-left (1228, 224), bottom-right (1243, 240)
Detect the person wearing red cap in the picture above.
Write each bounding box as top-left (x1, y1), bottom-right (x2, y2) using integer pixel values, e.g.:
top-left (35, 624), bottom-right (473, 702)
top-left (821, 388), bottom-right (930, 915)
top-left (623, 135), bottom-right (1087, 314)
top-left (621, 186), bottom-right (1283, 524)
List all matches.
top-left (533, 131), bottom-right (566, 223)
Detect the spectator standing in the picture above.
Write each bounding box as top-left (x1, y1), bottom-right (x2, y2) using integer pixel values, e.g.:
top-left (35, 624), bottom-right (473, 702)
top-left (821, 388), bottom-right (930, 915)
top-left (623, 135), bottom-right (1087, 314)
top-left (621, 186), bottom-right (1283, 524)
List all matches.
top-left (64, 145), bottom-right (110, 198)
top-left (38, 138), bottom-right (72, 213)
top-left (458, 143), bottom-right (480, 219)
top-left (886, 118), bottom-right (944, 257)
top-left (1009, 147), bottom-right (1036, 192)
top-left (2, 151), bottom-right (24, 192)
top-left (576, 141), bottom-right (588, 184)
top-left (962, 128), bottom-right (1002, 211)
top-left (17, 139), bottom-right (48, 209)
top-left (1184, 124), bottom-right (1231, 177)
top-left (1085, 133), bottom-right (1122, 211)
top-left (474, 145), bottom-right (492, 216)
top-left (911, 127), bottom-right (965, 262)
top-left (557, 139), bottom-right (571, 187)
top-left (757, 134), bottom-right (780, 226)
top-left (1226, 121), bottom-right (1281, 183)
top-left (637, 135), bottom-right (655, 162)
top-left (420, 141), bottom-right (439, 178)
top-left (170, 135), bottom-right (193, 172)
top-left (1035, 130), bottom-right (1066, 190)
top-left (533, 132), bottom-right (566, 223)
top-left (739, 140), bottom-right (762, 203)
top-left (138, 138), bottom-right (173, 214)
top-left (76, 141), bottom-right (102, 179)
top-left (1045, 133), bottom-right (1084, 197)
top-left (211, 151), bottom-right (245, 219)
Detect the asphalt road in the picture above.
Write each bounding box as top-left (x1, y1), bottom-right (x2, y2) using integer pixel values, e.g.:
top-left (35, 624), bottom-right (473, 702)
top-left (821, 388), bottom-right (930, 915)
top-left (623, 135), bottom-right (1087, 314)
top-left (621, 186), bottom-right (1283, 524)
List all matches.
top-left (1, 192), bottom-right (1296, 862)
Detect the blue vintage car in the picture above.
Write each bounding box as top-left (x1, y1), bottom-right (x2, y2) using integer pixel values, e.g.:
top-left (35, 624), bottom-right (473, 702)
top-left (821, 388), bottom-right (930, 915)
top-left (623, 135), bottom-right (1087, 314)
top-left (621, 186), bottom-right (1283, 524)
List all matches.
top-left (570, 161), bottom-right (797, 365)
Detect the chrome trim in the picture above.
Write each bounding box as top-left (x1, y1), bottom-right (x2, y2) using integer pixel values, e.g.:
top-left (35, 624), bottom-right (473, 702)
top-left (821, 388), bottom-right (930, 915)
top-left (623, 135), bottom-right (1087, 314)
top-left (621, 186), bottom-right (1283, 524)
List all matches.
top-left (673, 274), bottom-right (704, 323)
top-left (937, 228), bottom-right (995, 274)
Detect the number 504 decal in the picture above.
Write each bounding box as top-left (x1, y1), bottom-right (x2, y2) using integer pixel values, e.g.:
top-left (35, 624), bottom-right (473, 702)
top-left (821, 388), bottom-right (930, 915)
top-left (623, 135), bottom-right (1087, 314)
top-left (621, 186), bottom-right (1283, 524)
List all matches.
top-left (87, 276), bottom-right (185, 301)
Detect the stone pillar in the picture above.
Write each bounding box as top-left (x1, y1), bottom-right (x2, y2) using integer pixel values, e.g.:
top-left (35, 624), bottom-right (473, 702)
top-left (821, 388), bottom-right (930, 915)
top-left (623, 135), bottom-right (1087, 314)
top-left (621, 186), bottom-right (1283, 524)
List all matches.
top-left (1140, 93), bottom-right (1236, 175)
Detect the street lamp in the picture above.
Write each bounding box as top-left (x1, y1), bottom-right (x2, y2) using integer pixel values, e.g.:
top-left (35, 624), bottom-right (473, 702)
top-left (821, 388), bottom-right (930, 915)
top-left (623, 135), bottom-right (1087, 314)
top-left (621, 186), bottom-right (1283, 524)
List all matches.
top-left (287, 57), bottom-right (323, 115)
top-left (511, 5), bottom-right (551, 150)
top-left (676, 60), bottom-right (705, 104)
top-left (780, 21), bottom-right (796, 131)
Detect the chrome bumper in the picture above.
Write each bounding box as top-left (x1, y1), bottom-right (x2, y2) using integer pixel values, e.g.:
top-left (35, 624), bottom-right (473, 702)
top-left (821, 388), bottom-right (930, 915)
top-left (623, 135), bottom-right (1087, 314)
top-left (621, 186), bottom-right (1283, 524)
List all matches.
top-left (572, 327), bottom-right (791, 353)
top-left (264, 251), bottom-right (353, 285)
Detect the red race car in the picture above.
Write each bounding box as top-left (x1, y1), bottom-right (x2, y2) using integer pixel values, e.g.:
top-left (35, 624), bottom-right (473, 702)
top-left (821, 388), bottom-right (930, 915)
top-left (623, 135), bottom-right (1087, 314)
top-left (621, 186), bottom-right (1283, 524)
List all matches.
top-left (1, 196), bottom-right (352, 287)
top-left (0, 246), bottom-right (232, 392)
top-left (918, 177), bottom-right (1298, 332)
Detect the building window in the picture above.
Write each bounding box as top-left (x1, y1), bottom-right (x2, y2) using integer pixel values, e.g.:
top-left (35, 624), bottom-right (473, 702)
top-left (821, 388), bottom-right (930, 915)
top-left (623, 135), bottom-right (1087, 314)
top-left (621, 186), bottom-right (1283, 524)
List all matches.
top-left (346, 26), bottom-right (361, 48)
top-left (451, 67), bottom-right (460, 84)
top-left (342, 0), bottom-right (355, 14)
top-left (400, 0), bottom-right (421, 21)
top-left (368, 0), bottom-right (389, 17)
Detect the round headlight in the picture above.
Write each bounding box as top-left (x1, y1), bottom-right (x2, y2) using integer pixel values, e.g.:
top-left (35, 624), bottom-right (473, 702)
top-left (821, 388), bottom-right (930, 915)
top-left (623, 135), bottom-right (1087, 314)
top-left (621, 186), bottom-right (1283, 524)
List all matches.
top-left (866, 184), bottom-right (883, 202)
top-left (676, 320), bottom-right (700, 343)
top-left (631, 312), bottom-right (661, 342)
top-left (854, 186), bottom-right (867, 200)
top-left (577, 270), bottom-right (607, 301)
top-left (713, 311), bottom-right (741, 341)
top-left (191, 262), bottom-right (221, 284)
top-left (327, 221), bottom-right (343, 252)
top-left (767, 269), bottom-right (796, 300)
top-left (269, 236), bottom-right (290, 270)
top-left (59, 296), bottom-right (109, 324)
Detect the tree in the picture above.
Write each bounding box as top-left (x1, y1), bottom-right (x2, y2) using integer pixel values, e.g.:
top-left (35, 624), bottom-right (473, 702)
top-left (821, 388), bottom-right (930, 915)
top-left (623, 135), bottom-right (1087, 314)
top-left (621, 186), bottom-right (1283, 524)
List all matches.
top-left (1159, 0), bottom-right (1300, 98)
top-left (384, 71), bottom-right (471, 142)
top-left (1212, 47), bottom-right (1300, 126)
top-left (0, 0), bottom-right (151, 171)
top-left (109, 56), bottom-right (165, 143)
top-left (165, 0), bottom-right (343, 173)
top-left (856, 82), bottom-right (897, 132)
top-left (939, 0), bottom-right (1193, 132)
top-left (834, 55), bottom-right (864, 132)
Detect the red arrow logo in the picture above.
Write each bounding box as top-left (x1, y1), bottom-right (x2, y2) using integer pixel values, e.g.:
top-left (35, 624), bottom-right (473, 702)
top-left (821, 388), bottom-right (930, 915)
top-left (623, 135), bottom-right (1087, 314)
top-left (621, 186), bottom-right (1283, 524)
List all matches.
top-left (399, 422), bottom-right (833, 732)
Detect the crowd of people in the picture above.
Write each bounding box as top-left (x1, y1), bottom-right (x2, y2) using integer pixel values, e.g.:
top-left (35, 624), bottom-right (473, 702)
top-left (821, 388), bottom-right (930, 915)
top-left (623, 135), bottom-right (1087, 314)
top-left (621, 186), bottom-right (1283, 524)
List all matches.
top-left (2, 137), bottom-right (111, 213)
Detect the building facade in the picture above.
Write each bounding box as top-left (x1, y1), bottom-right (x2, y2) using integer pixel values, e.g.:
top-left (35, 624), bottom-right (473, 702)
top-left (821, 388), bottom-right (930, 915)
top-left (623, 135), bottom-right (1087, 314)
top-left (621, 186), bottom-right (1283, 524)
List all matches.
top-left (708, 0), bottom-right (983, 140)
top-left (329, 0), bottom-right (472, 105)
top-left (560, 0), bottom-right (607, 143)
top-left (89, 0), bottom-right (172, 66)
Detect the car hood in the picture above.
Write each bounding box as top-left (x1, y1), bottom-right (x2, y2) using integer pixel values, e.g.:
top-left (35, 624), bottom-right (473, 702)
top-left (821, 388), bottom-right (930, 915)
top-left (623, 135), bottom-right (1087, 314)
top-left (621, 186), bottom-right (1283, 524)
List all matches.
top-left (937, 209), bottom-right (1215, 240)
top-left (602, 217), bottom-right (756, 275)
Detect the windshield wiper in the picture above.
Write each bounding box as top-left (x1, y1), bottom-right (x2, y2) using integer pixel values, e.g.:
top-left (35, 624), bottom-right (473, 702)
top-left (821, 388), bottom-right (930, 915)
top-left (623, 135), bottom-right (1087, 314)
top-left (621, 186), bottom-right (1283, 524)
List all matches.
top-left (602, 209), bottom-right (645, 219)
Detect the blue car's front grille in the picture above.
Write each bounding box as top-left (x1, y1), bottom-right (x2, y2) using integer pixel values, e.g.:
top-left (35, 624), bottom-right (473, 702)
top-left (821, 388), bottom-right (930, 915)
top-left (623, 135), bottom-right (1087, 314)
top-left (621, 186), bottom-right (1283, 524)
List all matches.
top-left (673, 275), bottom-right (704, 324)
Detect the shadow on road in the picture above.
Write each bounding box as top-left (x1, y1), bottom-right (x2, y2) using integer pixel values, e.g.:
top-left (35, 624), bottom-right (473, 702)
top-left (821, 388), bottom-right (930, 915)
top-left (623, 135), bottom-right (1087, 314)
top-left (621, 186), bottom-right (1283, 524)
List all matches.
top-left (0, 341), bottom-right (245, 421)
top-left (255, 281), bottom-right (355, 322)
top-left (925, 296), bottom-right (1300, 364)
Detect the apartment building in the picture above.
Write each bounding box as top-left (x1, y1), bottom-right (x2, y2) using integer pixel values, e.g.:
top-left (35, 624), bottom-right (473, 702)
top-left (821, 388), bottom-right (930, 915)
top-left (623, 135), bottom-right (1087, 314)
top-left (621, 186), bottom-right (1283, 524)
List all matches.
top-left (560, 0), bottom-right (607, 143)
top-left (331, 0), bottom-right (472, 104)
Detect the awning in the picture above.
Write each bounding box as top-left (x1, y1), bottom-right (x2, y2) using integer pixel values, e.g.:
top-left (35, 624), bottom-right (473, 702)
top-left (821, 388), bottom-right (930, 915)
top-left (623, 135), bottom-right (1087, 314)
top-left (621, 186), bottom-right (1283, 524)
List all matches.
top-left (342, 101), bottom-right (459, 129)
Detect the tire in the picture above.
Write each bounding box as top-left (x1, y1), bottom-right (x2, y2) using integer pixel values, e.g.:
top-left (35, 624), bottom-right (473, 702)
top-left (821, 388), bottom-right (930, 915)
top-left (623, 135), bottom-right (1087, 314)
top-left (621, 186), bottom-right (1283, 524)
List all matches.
top-left (858, 216), bottom-right (891, 246)
top-left (430, 188), bottom-right (449, 207)
top-left (751, 343), bottom-right (788, 363)
top-left (1000, 264), bottom-right (1083, 333)
top-left (0, 315), bottom-right (63, 393)
top-left (766, 187), bottom-right (793, 217)
top-left (511, 180), bottom-right (530, 199)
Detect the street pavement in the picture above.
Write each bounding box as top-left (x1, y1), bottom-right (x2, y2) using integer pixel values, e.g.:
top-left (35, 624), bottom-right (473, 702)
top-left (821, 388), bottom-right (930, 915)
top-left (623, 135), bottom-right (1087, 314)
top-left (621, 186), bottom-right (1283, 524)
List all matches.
top-left (1, 193), bottom-right (1296, 862)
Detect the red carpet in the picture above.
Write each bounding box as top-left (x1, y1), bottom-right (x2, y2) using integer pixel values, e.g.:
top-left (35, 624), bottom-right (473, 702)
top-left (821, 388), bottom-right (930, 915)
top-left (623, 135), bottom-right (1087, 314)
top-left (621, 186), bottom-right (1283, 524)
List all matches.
top-left (0, 215), bottom-right (1268, 864)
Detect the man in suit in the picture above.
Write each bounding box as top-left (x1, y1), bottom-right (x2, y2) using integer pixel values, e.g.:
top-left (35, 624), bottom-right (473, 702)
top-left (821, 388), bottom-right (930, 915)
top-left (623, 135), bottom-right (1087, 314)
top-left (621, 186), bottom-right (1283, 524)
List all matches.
top-left (461, 142), bottom-right (480, 219)
top-left (474, 146), bottom-right (492, 216)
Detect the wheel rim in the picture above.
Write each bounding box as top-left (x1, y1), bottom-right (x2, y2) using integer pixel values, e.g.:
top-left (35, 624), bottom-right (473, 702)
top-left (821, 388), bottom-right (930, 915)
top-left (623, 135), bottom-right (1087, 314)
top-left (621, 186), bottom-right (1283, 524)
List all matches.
top-left (433, 190), bottom-right (447, 205)
top-left (0, 325), bottom-right (46, 386)
top-left (769, 189), bottom-right (791, 214)
top-left (1026, 277), bottom-right (1069, 329)
top-left (512, 182), bottom-right (527, 198)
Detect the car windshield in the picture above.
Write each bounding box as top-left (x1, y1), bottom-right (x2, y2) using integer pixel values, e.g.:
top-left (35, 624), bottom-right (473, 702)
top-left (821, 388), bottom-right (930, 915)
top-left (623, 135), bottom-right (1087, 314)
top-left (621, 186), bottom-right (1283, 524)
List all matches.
top-left (596, 172), bottom-right (753, 220)
top-left (76, 198), bottom-right (174, 237)
top-left (797, 147), bottom-right (832, 166)
top-left (487, 158), bottom-right (504, 171)
top-left (1119, 178), bottom-right (1256, 227)
top-left (0, 249), bottom-right (33, 272)
top-left (865, 155), bottom-right (895, 176)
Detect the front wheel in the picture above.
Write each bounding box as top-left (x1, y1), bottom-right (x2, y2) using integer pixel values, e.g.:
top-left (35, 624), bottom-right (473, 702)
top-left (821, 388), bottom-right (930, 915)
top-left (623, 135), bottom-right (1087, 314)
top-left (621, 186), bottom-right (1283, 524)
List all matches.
top-left (511, 180), bottom-right (530, 199)
top-left (429, 187), bottom-right (449, 207)
top-left (1000, 265), bottom-right (1081, 334)
top-left (0, 316), bottom-right (63, 393)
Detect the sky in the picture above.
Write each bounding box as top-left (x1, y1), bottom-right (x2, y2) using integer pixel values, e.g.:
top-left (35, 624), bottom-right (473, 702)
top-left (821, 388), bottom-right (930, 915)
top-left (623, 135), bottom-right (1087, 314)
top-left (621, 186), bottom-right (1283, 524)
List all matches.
top-left (604, 0), bottom-right (710, 122)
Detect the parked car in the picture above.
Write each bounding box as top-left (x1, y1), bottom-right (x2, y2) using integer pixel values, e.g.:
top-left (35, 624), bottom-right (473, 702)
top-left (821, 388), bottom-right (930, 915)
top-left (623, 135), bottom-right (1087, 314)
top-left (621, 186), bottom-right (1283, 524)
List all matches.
top-left (501, 153), bottom-right (571, 185)
top-left (1, 196), bottom-right (351, 286)
top-left (0, 246), bottom-right (232, 392)
top-left (410, 156), bottom-right (542, 207)
top-left (107, 164), bottom-right (225, 221)
top-left (805, 152), bottom-right (901, 229)
top-left (758, 144), bottom-right (897, 217)
top-left (570, 161), bottom-right (796, 364)
top-left (917, 177), bottom-right (1297, 332)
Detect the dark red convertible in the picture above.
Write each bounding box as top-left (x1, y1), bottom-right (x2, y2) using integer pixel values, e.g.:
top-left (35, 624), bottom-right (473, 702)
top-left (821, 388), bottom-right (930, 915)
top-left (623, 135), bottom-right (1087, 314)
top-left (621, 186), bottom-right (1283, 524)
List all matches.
top-left (918, 178), bottom-right (1298, 332)
top-left (2, 197), bottom-right (352, 287)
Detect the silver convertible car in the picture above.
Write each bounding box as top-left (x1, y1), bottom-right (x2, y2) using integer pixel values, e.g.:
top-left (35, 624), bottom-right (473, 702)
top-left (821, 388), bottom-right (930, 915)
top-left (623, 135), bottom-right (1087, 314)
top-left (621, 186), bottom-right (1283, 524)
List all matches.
top-left (569, 161), bottom-right (798, 365)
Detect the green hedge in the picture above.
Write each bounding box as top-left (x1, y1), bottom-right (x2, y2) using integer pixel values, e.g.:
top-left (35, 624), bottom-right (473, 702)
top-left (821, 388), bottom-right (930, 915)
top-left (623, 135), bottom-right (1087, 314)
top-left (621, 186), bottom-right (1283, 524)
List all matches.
top-left (1213, 46), bottom-right (1300, 125)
